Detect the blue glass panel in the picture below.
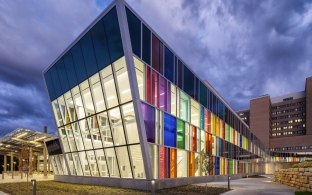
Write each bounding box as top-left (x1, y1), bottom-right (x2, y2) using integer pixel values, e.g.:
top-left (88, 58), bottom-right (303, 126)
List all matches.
top-left (126, 7), bottom-right (141, 58)
top-left (91, 20), bottom-right (111, 69)
top-left (103, 7), bottom-right (124, 63)
top-left (195, 77), bottom-right (199, 101)
top-left (56, 59), bottom-right (70, 93)
top-left (50, 65), bottom-right (62, 98)
top-left (142, 24), bottom-right (151, 65)
top-left (177, 59), bottom-right (183, 89)
top-left (215, 156), bottom-right (220, 175)
top-left (44, 70), bottom-right (56, 100)
top-left (141, 102), bottom-right (155, 143)
top-left (164, 46), bottom-right (174, 83)
top-left (80, 32), bottom-right (98, 77)
top-left (164, 113), bottom-right (176, 147)
top-left (63, 52), bottom-right (78, 89)
top-left (71, 44), bottom-right (88, 84)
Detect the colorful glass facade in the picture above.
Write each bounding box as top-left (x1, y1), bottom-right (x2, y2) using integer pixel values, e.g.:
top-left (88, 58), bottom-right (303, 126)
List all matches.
top-left (43, 0), bottom-right (266, 186)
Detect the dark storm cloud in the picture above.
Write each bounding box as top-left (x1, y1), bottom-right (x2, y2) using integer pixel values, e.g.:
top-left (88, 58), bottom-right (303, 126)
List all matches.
top-left (127, 0), bottom-right (312, 110)
top-left (0, 0), bottom-right (111, 135)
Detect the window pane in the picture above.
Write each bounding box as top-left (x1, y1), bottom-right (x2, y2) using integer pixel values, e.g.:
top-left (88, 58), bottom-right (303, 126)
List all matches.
top-left (164, 113), bottom-right (176, 147)
top-left (72, 86), bottom-right (86, 120)
top-left (100, 65), bottom-right (118, 108)
top-left (129, 145), bottom-right (145, 179)
top-left (114, 57), bottom-right (132, 103)
top-left (142, 24), bottom-right (151, 65)
top-left (179, 91), bottom-right (190, 122)
top-left (52, 100), bottom-right (63, 127)
top-left (91, 20), bottom-right (110, 69)
top-left (152, 70), bottom-right (159, 107)
top-left (146, 66), bottom-right (152, 103)
top-left (177, 119), bottom-right (185, 149)
top-left (109, 107), bottom-right (126, 146)
top-left (89, 74), bottom-right (106, 112)
top-left (86, 150), bottom-right (100, 176)
top-left (191, 99), bottom-right (200, 127)
top-left (95, 149), bottom-right (109, 177)
top-left (149, 144), bottom-right (158, 179)
top-left (152, 34), bottom-right (160, 72)
top-left (80, 81), bottom-right (95, 116)
top-left (97, 112), bottom-right (113, 147)
top-left (170, 84), bottom-right (176, 116)
top-left (115, 146), bottom-right (132, 178)
top-left (121, 103), bottom-right (139, 144)
top-left (87, 116), bottom-right (103, 149)
top-left (183, 66), bottom-right (194, 98)
top-left (177, 149), bottom-right (187, 177)
top-left (58, 96), bottom-right (70, 125)
top-left (170, 148), bottom-right (177, 178)
top-left (65, 124), bottom-right (77, 152)
top-left (65, 153), bottom-right (76, 175)
top-left (71, 44), bottom-right (88, 84)
top-left (126, 8), bottom-right (141, 58)
top-left (103, 7), bottom-right (124, 62)
top-left (134, 56), bottom-right (145, 100)
top-left (80, 32), bottom-right (98, 77)
top-left (58, 127), bottom-right (70, 153)
top-left (159, 76), bottom-right (167, 111)
top-left (72, 152), bottom-right (83, 176)
top-left (79, 151), bottom-right (91, 176)
top-left (72, 122), bottom-right (85, 151)
top-left (78, 119), bottom-right (93, 150)
top-left (141, 102), bottom-right (155, 143)
top-left (105, 148), bottom-right (120, 177)
top-left (64, 92), bottom-right (78, 123)
top-left (164, 47), bottom-right (174, 82)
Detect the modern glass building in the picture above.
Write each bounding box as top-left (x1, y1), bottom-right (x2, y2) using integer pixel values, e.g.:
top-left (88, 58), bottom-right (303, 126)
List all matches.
top-left (43, 0), bottom-right (266, 190)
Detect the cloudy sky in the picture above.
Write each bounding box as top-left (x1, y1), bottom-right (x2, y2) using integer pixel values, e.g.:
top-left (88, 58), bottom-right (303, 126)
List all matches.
top-left (0, 0), bottom-right (311, 135)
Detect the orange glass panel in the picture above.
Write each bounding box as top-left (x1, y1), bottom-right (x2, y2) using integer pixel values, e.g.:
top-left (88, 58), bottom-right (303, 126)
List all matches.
top-left (170, 148), bottom-right (177, 178)
top-left (188, 152), bottom-right (195, 176)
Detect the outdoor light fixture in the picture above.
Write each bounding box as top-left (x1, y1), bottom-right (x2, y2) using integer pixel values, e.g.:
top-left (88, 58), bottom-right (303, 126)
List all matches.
top-left (16, 132), bottom-right (28, 138)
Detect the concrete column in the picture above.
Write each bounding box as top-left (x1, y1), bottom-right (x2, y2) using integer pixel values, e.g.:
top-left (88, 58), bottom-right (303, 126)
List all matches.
top-left (10, 152), bottom-right (13, 179)
top-left (43, 145), bottom-right (47, 177)
top-left (48, 158), bottom-right (50, 174)
top-left (3, 155), bottom-right (7, 173)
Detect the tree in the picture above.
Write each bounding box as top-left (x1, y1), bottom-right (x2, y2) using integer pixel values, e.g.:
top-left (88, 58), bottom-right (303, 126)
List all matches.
top-left (202, 152), bottom-right (214, 176)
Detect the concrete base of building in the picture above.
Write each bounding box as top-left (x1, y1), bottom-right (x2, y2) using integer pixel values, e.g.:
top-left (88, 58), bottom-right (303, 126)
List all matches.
top-left (54, 173), bottom-right (263, 190)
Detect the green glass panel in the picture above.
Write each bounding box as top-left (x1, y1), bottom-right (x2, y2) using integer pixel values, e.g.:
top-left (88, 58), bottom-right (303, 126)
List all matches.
top-left (177, 119), bottom-right (185, 149)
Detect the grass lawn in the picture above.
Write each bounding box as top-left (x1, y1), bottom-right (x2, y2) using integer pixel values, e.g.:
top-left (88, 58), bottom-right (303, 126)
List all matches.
top-left (0, 181), bottom-right (229, 195)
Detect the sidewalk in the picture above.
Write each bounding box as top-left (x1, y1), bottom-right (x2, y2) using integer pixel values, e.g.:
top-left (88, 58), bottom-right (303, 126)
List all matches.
top-left (0, 173), bottom-right (53, 184)
top-left (198, 175), bottom-right (296, 195)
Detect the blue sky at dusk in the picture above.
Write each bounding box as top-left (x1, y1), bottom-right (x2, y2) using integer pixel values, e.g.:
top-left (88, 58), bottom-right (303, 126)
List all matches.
top-left (0, 0), bottom-right (311, 135)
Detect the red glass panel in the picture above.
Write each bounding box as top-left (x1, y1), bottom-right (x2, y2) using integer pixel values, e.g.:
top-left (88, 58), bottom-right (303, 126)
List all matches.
top-left (146, 66), bottom-right (152, 103)
top-left (152, 34), bottom-right (160, 72)
top-left (159, 146), bottom-right (166, 179)
top-left (222, 121), bottom-right (225, 139)
top-left (205, 109), bottom-right (209, 132)
top-left (152, 70), bottom-right (159, 107)
top-left (192, 126), bottom-right (197, 152)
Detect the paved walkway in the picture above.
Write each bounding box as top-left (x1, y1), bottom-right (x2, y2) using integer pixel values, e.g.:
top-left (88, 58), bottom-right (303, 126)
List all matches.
top-left (199, 175), bottom-right (296, 195)
top-left (0, 173), bottom-right (53, 184)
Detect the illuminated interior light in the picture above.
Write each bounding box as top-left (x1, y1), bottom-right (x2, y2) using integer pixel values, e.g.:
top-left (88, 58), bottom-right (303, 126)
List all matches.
top-left (16, 132), bottom-right (28, 138)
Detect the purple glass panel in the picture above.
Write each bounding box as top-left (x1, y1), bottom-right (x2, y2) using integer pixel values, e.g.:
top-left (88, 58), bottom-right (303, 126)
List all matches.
top-left (141, 102), bottom-right (155, 143)
top-left (159, 75), bottom-right (166, 111)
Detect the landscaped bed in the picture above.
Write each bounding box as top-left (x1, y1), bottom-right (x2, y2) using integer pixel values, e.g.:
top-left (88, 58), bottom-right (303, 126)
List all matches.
top-left (0, 181), bottom-right (229, 195)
